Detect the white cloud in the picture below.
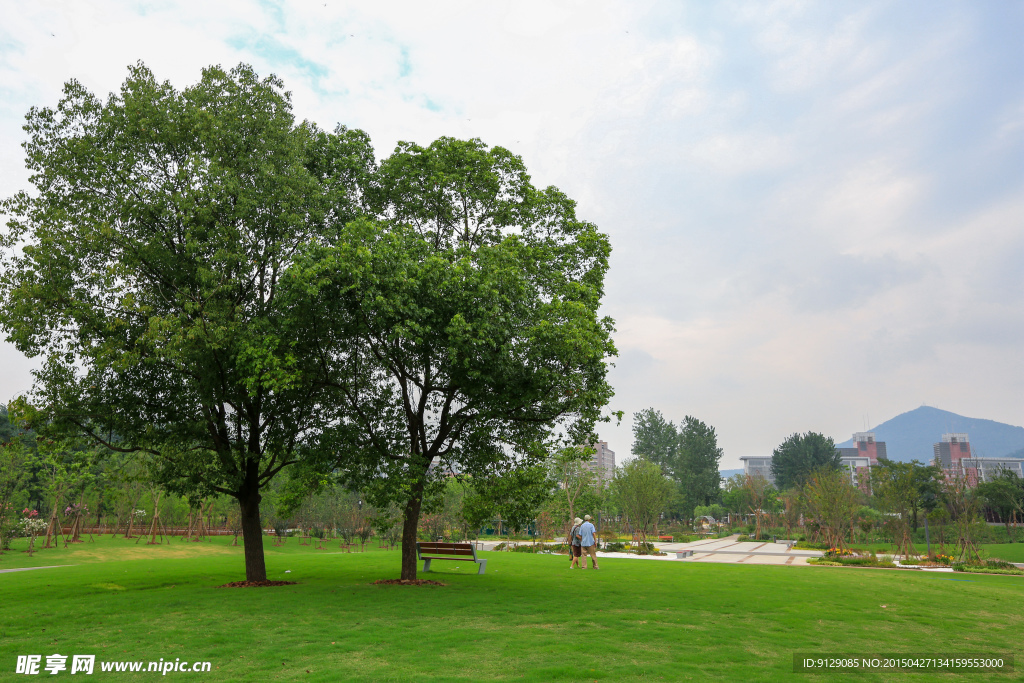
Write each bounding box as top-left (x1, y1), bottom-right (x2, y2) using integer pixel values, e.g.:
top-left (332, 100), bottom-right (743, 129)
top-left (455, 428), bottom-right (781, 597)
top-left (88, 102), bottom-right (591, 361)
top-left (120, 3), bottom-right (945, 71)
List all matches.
top-left (1, 0), bottom-right (1021, 466)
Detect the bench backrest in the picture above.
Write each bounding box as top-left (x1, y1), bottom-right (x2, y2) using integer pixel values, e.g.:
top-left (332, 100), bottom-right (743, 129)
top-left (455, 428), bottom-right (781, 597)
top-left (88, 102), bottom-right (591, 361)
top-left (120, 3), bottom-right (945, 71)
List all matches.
top-left (416, 542), bottom-right (478, 560)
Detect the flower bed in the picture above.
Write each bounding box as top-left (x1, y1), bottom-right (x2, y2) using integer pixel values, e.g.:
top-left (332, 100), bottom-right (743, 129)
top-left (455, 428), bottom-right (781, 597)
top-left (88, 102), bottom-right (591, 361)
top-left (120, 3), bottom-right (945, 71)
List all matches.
top-left (808, 554), bottom-right (896, 569)
top-left (952, 565), bottom-right (1024, 576)
top-left (952, 559), bottom-right (1023, 576)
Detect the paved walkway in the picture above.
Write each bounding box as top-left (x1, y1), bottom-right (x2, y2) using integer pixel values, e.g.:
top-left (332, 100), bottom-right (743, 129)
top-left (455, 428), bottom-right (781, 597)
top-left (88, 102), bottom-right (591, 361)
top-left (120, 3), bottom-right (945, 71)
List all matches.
top-left (658, 537), bottom-right (822, 566)
top-left (0, 565), bottom-right (75, 574)
top-left (478, 536), bottom-right (823, 566)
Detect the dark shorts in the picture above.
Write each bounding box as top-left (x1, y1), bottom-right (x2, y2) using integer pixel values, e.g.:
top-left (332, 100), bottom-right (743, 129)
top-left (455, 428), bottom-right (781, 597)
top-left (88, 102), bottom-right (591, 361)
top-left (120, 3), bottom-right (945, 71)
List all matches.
top-left (571, 545), bottom-right (582, 557)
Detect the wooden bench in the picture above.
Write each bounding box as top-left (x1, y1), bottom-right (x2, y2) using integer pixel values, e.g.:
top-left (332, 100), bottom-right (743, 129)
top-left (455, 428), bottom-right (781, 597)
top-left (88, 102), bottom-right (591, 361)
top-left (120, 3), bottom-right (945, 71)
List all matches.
top-left (416, 542), bottom-right (487, 574)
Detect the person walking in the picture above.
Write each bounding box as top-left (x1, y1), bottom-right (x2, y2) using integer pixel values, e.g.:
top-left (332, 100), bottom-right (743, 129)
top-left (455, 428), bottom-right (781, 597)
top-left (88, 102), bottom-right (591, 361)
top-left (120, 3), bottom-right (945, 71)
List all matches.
top-left (579, 514), bottom-right (599, 569)
top-left (569, 517), bottom-right (583, 568)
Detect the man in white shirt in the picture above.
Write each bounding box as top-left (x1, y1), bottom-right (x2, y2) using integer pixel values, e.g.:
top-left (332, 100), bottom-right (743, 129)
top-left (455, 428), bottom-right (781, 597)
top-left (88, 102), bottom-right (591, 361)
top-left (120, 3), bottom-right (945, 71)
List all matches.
top-left (578, 514), bottom-right (599, 569)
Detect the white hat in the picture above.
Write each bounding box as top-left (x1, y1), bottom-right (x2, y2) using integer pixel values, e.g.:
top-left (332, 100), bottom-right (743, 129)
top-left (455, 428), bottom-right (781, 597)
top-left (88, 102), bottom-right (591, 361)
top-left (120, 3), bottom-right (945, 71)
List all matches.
top-left (573, 517), bottom-right (583, 525)
top-left (584, 515), bottom-right (592, 521)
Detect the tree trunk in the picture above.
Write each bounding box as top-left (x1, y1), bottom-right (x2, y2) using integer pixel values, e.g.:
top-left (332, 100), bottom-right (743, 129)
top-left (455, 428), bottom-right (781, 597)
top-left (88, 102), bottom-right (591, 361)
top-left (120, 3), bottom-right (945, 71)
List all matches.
top-left (238, 489), bottom-right (267, 582)
top-left (400, 478), bottom-right (426, 580)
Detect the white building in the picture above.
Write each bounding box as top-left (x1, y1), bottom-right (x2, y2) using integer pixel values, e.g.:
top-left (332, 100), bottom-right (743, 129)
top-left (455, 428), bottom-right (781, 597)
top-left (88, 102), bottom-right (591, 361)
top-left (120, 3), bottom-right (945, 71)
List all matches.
top-left (957, 457), bottom-right (1024, 484)
top-left (585, 441), bottom-right (615, 482)
top-left (739, 456), bottom-right (774, 485)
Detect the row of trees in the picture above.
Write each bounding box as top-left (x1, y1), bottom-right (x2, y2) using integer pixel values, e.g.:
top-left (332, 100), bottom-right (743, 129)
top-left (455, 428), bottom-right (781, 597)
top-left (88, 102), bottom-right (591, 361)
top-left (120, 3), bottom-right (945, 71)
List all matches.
top-left (0, 63), bottom-right (616, 580)
top-left (719, 432), bottom-right (1024, 560)
top-left (0, 429), bottom-right (669, 557)
top-left (630, 409), bottom-right (723, 520)
top-left (623, 413), bottom-right (1024, 561)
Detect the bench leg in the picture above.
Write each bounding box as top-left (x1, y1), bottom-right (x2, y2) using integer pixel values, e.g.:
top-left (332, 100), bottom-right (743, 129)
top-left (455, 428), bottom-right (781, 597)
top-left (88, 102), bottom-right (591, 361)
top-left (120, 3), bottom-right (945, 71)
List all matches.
top-left (423, 558), bottom-right (431, 573)
top-left (477, 559), bottom-right (487, 575)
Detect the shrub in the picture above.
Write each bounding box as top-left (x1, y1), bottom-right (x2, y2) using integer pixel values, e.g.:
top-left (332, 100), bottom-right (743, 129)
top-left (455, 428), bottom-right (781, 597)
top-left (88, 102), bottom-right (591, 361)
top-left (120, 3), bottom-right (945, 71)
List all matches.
top-left (793, 540), bottom-right (832, 550)
top-left (984, 558), bottom-right (1017, 569)
top-left (808, 559), bottom-right (843, 566)
top-left (952, 564), bottom-right (1023, 575)
top-left (511, 543), bottom-right (561, 553)
top-left (809, 555), bottom-right (896, 569)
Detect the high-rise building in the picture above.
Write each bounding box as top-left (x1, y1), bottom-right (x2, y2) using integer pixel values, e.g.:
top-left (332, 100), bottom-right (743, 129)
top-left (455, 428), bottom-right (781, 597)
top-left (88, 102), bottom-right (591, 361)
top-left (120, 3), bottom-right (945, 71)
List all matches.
top-left (585, 441), bottom-right (615, 482)
top-left (739, 456), bottom-right (774, 484)
top-left (742, 433), bottom-right (888, 492)
top-left (837, 432), bottom-right (888, 492)
top-left (934, 433), bottom-right (972, 469)
top-left (935, 433), bottom-right (1023, 486)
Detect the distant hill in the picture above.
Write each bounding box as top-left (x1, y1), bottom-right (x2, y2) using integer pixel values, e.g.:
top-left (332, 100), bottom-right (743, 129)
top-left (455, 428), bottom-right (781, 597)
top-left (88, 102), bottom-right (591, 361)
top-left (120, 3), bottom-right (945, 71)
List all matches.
top-left (836, 406), bottom-right (1024, 463)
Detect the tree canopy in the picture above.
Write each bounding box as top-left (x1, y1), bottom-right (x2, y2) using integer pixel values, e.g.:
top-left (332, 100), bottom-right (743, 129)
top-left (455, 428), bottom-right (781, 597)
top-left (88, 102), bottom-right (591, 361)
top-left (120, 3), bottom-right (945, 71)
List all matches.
top-left (613, 457), bottom-right (672, 548)
top-left (770, 432), bottom-right (840, 490)
top-left (631, 409), bottom-right (722, 519)
top-left (977, 469), bottom-right (1024, 539)
top-left (0, 63), bottom-right (374, 581)
top-left (284, 137), bottom-right (616, 579)
top-left (1, 64), bottom-right (615, 581)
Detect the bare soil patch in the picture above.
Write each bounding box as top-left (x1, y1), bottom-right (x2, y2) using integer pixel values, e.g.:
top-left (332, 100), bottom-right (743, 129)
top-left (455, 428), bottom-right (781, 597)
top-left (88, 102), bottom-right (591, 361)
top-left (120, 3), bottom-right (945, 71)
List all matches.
top-left (217, 580), bottom-right (298, 588)
top-left (371, 579), bottom-right (446, 586)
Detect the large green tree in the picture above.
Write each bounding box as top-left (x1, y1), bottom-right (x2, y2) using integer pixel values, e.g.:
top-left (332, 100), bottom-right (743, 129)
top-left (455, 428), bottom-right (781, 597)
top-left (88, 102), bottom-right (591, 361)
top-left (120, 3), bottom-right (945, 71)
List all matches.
top-left (546, 445), bottom-right (602, 540)
top-left (678, 416), bottom-right (723, 510)
top-left (977, 470), bottom-right (1024, 540)
top-left (872, 460), bottom-right (924, 559)
top-left (613, 457), bottom-right (672, 549)
top-left (0, 63), bottom-right (374, 581)
top-left (631, 409), bottom-right (678, 467)
top-left (770, 432), bottom-right (840, 490)
top-left (631, 409), bottom-right (722, 518)
top-left (288, 138), bottom-right (616, 579)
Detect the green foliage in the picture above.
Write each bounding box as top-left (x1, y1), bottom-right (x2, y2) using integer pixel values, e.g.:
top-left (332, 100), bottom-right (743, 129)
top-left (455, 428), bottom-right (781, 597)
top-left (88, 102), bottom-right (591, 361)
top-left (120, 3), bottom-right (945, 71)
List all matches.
top-left (468, 465), bottom-right (551, 541)
top-left (873, 460), bottom-right (940, 558)
top-left (952, 564), bottom-right (1024, 575)
top-left (612, 458), bottom-right (672, 546)
top-left (544, 445), bottom-right (602, 536)
top-left (720, 475), bottom-right (747, 513)
top-left (631, 409), bottom-right (722, 519)
top-left (678, 416), bottom-right (724, 511)
top-left (0, 441), bottom-right (32, 550)
top-left (631, 409), bottom-right (678, 468)
top-left (976, 470), bottom-right (1024, 537)
top-left (808, 555), bottom-right (897, 568)
top-left (288, 136), bottom-right (615, 577)
top-left (2, 537), bottom-right (1024, 679)
top-left (693, 503), bottom-right (726, 520)
top-left (0, 62), bottom-right (374, 580)
top-left (0, 405), bottom-right (15, 444)
top-left (770, 432), bottom-right (840, 490)
top-left (801, 467), bottom-right (862, 550)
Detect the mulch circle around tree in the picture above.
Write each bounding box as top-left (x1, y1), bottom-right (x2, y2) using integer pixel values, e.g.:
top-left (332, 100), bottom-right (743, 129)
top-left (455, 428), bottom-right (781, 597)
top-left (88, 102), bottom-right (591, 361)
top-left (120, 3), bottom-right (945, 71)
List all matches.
top-left (371, 579), bottom-right (446, 586)
top-left (217, 580), bottom-right (298, 588)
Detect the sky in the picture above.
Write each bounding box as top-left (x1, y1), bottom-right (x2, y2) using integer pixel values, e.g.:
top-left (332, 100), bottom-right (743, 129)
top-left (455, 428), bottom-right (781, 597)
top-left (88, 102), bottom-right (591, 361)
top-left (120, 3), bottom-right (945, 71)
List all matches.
top-left (1, 1), bottom-right (1022, 468)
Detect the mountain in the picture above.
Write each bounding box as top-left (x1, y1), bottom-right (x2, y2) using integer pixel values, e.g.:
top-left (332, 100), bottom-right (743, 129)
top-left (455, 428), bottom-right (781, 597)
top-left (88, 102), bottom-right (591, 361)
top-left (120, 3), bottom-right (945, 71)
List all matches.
top-left (836, 406), bottom-right (1024, 463)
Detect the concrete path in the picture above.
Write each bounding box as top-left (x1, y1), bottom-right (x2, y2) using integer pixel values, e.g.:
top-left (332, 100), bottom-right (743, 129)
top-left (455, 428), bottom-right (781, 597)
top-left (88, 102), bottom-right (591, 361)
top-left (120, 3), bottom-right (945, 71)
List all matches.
top-left (656, 537), bottom-right (822, 566)
top-left (477, 536), bottom-right (823, 567)
top-left (0, 565), bottom-right (75, 574)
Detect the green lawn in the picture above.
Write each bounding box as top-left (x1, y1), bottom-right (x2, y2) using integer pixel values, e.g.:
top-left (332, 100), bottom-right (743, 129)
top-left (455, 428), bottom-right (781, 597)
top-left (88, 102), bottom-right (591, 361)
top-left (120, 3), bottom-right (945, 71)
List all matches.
top-left (1, 535), bottom-right (1021, 681)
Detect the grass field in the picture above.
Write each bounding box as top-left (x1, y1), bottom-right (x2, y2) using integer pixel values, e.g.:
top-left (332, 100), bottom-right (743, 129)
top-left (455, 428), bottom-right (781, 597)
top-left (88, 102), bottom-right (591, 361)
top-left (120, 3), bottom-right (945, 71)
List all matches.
top-left (1, 535), bottom-right (1022, 681)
